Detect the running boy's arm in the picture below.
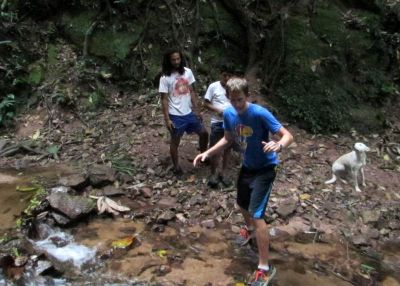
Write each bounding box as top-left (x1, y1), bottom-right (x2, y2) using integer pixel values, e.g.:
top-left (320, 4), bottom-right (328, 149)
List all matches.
top-left (160, 92), bottom-right (173, 130)
top-left (262, 126), bottom-right (293, 153)
top-left (193, 131), bottom-right (234, 166)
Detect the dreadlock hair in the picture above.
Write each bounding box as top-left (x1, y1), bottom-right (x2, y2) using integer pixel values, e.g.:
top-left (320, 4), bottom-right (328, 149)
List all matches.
top-left (162, 48), bottom-right (186, 76)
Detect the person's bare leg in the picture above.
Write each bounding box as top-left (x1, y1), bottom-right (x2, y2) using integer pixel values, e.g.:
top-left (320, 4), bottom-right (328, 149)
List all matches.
top-left (239, 207), bottom-right (254, 229)
top-left (170, 136), bottom-right (181, 171)
top-left (253, 218), bottom-right (270, 266)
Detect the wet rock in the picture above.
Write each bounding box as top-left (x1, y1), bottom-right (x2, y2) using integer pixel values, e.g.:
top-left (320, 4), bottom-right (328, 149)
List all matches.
top-left (47, 193), bottom-right (95, 219)
top-left (49, 236), bottom-right (69, 248)
top-left (58, 174), bottom-right (89, 190)
top-left (200, 219), bottom-right (216, 229)
top-left (156, 210), bottom-right (175, 223)
top-left (50, 212), bottom-right (71, 225)
top-left (32, 223), bottom-right (54, 240)
top-left (13, 256), bottom-right (28, 267)
top-left (33, 260), bottom-right (53, 275)
top-left (295, 231), bottom-right (318, 243)
top-left (269, 227), bottom-right (291, 242)
top-left (361, 210), bottom-right (381, 224)
top-left (87, 164), bottom-right (116, 187)
top-left (276, 198), bottom-right (297, 218)
top-left (50, 186), bottom-right (70, 194)
top-left (100, 185), bottom-right (126, 196)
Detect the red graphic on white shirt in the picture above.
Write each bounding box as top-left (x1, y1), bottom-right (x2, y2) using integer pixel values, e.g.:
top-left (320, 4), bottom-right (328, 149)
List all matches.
top-left (173, 77), bottom-right (190, 96)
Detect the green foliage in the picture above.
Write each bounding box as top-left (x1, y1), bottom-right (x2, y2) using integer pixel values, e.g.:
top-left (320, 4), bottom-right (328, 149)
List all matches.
top-left (27, 64), bottom-right (44, 85)
top-left (84, 82), bottom-right (106, 110)
top-left (23, 184), bottom-right (46, 216)
top-left (0, 94), bottom-right (16, 126)
top-left (108, 154), bottom-right (136, 176)
top-left (277, 71), bottom-right (350, 133)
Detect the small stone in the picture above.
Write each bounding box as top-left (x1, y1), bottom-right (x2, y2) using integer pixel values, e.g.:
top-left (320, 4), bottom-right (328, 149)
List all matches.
top-left (361, 210), bottom-right (381, 224)
top-left (200, 219), bottom-right (216, 229)
top-left (352, 234), bottom-right (369, 246)
top-left (276, 198), bottom-right (297, 218)
top-left (380, 228), bottom-right (390, 236)
top-left (140, 187), bottom-right (153, 198)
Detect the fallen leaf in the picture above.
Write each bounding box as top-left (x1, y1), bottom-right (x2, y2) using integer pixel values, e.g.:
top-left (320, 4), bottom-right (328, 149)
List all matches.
top-left (186, 175), bottom-right (196, 183)
top-left (155, 249), bottom-right (167, 258)
top-left (31, 130), bottom-right (40, 140)
top-left (111, 236), bottom-right (135, 249)
top-left (300, 194), bottom-right (311, 200)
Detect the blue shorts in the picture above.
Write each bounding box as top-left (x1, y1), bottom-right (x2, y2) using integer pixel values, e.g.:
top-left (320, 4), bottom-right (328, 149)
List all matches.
top-left (237, 165), bottom-right (276, 219)
top-left (169, 112), bottom-right (204, 138)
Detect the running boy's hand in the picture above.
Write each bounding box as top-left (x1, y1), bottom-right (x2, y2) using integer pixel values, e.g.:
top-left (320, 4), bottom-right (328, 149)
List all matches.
top-left (262, 141), bottom-right (282, 153)
top-left (193, 153), bottom-right (208, 167)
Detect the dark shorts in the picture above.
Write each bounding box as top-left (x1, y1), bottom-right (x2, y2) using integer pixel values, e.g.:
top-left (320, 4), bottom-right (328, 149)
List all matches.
top-left (237, 165), bottom-right (276, 219)
top-left (209, 122), bottom-right (224, 147)
top-left (209, 122), bottom-right (241, 151)
top-left (169, 112), bottom-right (204, 138)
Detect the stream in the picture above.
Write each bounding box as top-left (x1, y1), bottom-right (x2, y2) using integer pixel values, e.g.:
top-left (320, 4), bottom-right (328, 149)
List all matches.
top-left (0, 166), bottom-right (399, 285)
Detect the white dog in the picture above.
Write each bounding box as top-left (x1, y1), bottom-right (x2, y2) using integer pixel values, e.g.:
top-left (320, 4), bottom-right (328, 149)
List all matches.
top-left (325, 142), bottom-right (370, 192)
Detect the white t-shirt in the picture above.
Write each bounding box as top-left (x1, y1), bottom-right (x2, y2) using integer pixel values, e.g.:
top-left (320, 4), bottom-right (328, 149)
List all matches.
top-left (204, 81), bottom-right (231, 124)
top-left (159, 67), bottom-right (195, 116)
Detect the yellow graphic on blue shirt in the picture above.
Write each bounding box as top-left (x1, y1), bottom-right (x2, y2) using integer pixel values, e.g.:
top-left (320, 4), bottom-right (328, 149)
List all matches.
top-left (235, 124), bottom-right (253, 152)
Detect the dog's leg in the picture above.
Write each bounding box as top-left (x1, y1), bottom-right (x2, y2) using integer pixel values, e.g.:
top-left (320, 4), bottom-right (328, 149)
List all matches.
top-left (352, 167), bottom-right (361, 192)
top-left (361, 167), bottom-right (366, 187)
top-left (325, 174), bottom-right (337, 184)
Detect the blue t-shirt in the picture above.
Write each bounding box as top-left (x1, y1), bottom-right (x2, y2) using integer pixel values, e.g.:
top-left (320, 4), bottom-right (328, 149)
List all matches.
top-left (223, 103), bottom-right (282, 170)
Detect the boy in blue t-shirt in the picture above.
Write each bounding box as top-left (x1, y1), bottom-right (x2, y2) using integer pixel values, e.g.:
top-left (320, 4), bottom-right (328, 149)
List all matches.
top-left (193, 77), bottom-right (294, 286)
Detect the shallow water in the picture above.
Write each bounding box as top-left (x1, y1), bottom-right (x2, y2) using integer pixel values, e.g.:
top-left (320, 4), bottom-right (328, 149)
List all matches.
top-left (68, 217), bottom-right (355, 286)
top-left (0, 165), bottom-right (75, 230)
top-left (0, 165), bottom-right (399, 285)
top-left (32, 230), bottom-right (96, 268)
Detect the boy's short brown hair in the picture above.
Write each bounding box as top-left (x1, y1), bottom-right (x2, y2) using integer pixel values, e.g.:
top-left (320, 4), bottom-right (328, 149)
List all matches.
top-left (226, 77), bottom-right (249, 95)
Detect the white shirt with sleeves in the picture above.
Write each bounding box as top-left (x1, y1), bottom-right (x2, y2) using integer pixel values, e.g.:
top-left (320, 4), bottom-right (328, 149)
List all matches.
top-left (204, 81), bottom-right (231, 124)
top-left (159, 67), bottom-right (195, 116)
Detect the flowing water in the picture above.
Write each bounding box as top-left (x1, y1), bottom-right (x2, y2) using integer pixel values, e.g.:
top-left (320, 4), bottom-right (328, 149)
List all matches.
top-left (0, 166), bottom-right (399, 285)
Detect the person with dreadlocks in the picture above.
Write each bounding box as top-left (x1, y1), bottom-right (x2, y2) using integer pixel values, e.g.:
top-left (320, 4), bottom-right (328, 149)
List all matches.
top-left (158, 48), bottom-right (208, 175)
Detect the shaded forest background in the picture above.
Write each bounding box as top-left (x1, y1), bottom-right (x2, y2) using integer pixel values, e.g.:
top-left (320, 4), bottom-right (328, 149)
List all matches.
top-left (1, 0), bottom-right (399, 133)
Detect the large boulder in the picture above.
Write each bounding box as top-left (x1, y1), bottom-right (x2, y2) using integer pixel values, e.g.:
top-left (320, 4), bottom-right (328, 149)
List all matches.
top-left (47, 193), bottom-right (95, 219)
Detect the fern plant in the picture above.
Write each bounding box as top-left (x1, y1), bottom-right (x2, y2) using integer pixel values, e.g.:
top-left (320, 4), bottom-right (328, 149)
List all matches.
top-left (0, 94), bottom-right (16, 126)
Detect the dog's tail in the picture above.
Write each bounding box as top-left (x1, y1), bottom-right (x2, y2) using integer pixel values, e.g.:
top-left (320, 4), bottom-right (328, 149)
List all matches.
top-left (325, 175), bottom-right (337, 184)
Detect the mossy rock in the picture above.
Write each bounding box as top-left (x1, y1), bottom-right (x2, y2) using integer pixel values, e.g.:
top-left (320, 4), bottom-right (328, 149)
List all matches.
top-left (61, 11), bottom-right (97, 44)
top-left (199, 1), bottom-right (245, 44)
top-left (90, 29), bottom-right (141, 60)
top-left (47, 44), bottom-right (58, 66)
top-left (27, 62), bottom-right (44, 86)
